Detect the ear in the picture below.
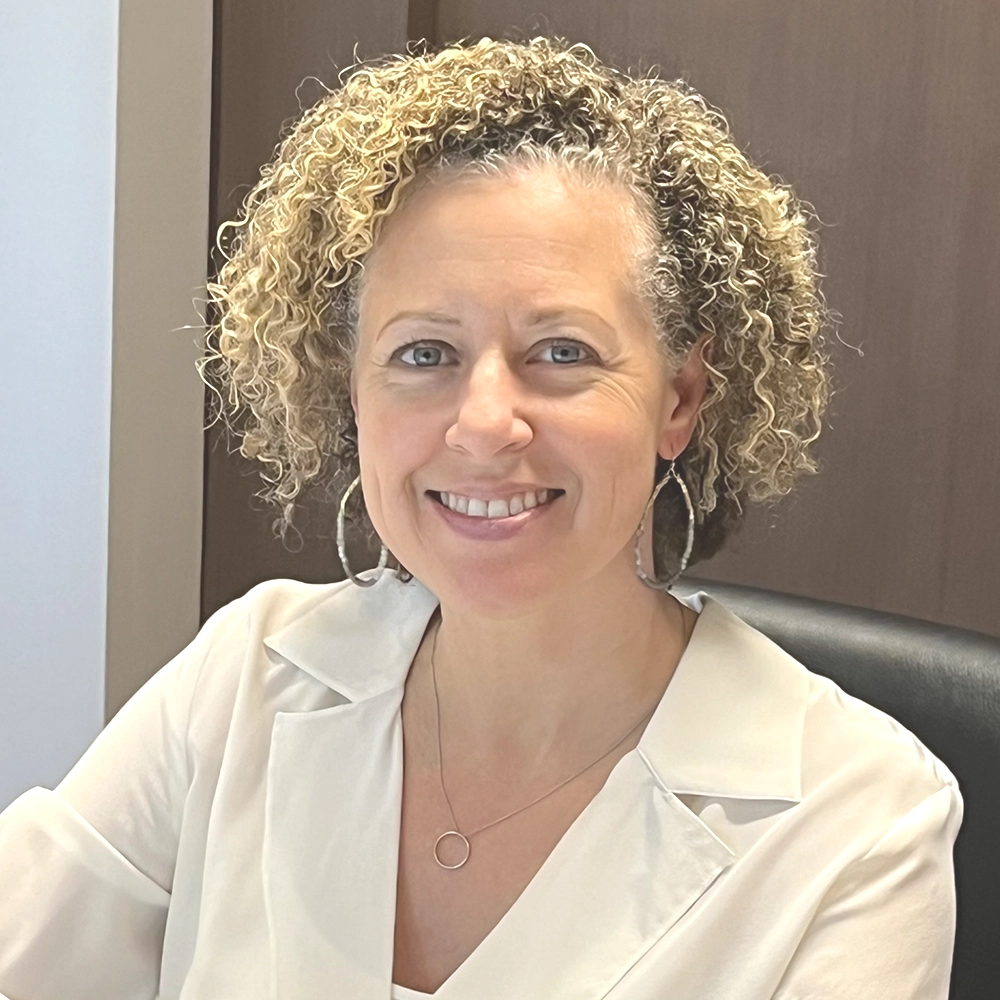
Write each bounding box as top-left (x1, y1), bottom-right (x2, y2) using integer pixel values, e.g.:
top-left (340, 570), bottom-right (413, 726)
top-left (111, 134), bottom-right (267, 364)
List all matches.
top-left (656, 335), bottom-right (711, 461)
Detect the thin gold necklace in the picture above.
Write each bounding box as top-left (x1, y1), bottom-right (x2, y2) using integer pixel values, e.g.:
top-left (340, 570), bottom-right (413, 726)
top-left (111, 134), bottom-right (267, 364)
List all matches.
top-left (429, 613), bottom-right (660, 870)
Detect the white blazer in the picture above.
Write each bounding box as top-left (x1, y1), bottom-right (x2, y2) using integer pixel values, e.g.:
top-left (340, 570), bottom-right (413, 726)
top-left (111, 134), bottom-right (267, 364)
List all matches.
top-left (0, 569), bottom-right (963, 1000)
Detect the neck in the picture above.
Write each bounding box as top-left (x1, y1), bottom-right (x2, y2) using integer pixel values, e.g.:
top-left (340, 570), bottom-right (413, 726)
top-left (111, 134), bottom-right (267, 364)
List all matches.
top-left (417, 555), bottom-right (693, 774)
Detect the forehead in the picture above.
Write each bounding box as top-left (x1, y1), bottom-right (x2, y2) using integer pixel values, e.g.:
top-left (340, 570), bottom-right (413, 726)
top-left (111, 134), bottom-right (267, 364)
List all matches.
top-left (358, 165), bottom-right (645, 314)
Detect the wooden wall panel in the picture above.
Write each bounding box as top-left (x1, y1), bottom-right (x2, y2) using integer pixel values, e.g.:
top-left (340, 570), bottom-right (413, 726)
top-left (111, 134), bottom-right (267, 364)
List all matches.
top-left (431, 0), bottom-right (1000, 635)
top-left (204, 0), bottom-right (999, 638)
top-left (202, 0), bottom-right (409, 620)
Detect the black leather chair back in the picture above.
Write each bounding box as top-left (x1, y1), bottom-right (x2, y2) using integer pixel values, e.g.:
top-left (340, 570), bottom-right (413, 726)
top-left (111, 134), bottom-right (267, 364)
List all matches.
top-left (674, 578), bottom-right (1000, 1000)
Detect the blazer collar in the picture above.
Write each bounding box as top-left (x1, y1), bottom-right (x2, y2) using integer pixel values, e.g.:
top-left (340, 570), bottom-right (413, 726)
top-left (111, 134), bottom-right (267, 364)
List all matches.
top-left (262, 568), bottom-right (807, 804)
top-left (258, 569), bottom-right (809, 999)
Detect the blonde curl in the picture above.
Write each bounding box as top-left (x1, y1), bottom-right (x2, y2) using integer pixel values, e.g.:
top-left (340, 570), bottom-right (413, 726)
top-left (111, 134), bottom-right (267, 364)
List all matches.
top-left (201, 35), bottom-right (832, 577)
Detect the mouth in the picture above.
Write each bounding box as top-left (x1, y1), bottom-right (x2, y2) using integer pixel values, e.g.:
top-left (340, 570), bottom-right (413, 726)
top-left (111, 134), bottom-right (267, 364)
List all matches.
top-left (427, 488), bottom-right (566, 521)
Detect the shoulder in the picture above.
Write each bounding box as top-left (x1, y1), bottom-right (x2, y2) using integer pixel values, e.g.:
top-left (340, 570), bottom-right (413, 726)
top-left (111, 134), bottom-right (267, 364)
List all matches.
top-left (684, 590), bottom-right (961, 815)
top-left (797, 661), bottom-right (961, 829)
top-left (174, 577), bottom-right (357, 744)
top-left (188, 575), bottom-right (367, 681)
top-left (704, 597), bottom-right (963, 860)
top-left (222, 570), bottom-right (434, 644)
top-left (192, 573), bottom-right (360, 669)
top-left (218, 576), bottom-right (356, 635)
top-left (185, 569), bottom-right (438, 715)
top-left (688, 591), bottom-right (960, 811)
top-left (685, 591), bottom-right (962, 846)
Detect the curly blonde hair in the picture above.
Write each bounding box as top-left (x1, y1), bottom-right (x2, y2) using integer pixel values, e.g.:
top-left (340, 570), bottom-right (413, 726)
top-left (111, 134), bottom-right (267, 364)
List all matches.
top-left (202, 35), bottom-right (832, 580)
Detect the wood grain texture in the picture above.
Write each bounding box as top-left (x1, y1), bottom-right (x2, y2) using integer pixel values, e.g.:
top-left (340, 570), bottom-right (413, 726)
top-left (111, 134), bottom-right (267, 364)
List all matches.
top-left (433, 0), bottom-right (1000, 634)
top-left (202, 0), bottom-right (409, 620)
top-left (204, 0), bottom-right (999, 637)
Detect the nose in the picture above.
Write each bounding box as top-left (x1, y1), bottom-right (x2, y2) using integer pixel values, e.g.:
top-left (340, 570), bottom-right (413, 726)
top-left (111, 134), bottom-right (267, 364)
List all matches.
top-left (444, 349), bottom-right (533, 458)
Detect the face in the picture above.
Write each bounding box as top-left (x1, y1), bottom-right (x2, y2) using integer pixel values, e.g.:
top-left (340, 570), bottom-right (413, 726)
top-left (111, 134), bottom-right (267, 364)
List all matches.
top-left (351, 164), bottom-right (704, 614)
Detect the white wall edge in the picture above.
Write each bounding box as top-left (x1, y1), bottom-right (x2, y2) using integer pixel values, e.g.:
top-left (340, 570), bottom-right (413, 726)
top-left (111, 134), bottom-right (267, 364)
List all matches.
top-left (0, 1), bottom-right (120, 808)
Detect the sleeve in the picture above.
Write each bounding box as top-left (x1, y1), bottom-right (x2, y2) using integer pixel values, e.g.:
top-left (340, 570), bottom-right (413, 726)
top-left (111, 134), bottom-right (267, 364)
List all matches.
top-left (771, 780), bottom-right (964, 1000)
top-left (0, 595), bottom-right (248, 1000)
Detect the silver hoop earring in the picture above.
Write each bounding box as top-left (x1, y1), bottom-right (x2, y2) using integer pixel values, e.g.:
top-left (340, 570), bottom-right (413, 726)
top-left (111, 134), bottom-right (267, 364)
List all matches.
top-left (633, 460), bottom-right (695, 591)
top-left (337, 473), bottom-right (389, 588)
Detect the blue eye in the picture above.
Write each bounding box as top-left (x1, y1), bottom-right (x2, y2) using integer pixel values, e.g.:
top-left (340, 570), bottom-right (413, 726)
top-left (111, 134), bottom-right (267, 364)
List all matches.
top-left (396, 342), bottom-right (449, 367)
top-left (393, 338), bottom-right (594, 368)
top-left (539, 340), bottom-right (592, 364)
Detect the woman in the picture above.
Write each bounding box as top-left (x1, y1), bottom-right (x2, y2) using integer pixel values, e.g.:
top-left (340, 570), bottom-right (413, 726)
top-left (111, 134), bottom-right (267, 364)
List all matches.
top-left (0, 36), bottom-right (961, 1000)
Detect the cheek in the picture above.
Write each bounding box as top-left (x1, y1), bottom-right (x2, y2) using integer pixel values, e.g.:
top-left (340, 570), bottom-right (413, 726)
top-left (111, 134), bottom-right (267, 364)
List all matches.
top-left (556, 395), bottom-right (657, 520)
top-left (588, 437), bottom-right (655, 520)
top-left (358, 401), bottom-right (437, 499)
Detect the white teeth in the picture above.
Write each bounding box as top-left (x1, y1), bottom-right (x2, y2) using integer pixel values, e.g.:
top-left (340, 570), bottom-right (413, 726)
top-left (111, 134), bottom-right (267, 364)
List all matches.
top-left (438, 488), bottom-right (557, 520)
top-left (467, 498), bottom-right (489, 517)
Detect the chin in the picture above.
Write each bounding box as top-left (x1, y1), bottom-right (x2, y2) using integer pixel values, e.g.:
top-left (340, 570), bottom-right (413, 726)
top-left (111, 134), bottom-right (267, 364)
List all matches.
top-left (424, 558), bottom-right (562, 618)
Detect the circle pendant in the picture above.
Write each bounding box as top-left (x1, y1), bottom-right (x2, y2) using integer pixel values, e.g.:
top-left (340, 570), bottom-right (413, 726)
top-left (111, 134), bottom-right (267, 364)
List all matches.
top-left (434, 830), bottom-right (471, 869)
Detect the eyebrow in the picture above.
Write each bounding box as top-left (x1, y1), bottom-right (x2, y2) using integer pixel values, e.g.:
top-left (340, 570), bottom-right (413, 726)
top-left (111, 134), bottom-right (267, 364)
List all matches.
top-left (525, 307), bottom-right (615, 333)
top-left (376, 311), bottom-right (461, 341)
top-left (377, 307), bottom-right (614, 339)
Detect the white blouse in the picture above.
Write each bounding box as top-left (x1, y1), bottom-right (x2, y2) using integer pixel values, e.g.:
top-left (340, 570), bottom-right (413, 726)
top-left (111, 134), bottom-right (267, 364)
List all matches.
top-left (392, 984), bottom-right (433, 1000)
top-left (0, 569), bottom-right (963, 999)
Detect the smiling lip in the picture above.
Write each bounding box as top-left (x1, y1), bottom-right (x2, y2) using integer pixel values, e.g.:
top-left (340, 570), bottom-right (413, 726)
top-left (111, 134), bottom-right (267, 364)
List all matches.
top-left (432, 484), bottom-right (562, 501)
top-left (429, 489), bottom-right (562, 540)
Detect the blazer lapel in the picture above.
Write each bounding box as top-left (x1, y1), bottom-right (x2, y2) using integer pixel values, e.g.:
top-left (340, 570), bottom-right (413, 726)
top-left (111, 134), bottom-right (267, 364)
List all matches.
top-left (431, 751), bottom-right (735, 999)
top-left (261, 571), bottom-right (437, 1000)
top-left (259, 572), bottom-right (806, 1000)
top-left (264, 688), bottom-right (407, 1000)
top-left (263, 689), bottom-right (734, 1000)
top-left (431, 594), bottom-right (807, 999)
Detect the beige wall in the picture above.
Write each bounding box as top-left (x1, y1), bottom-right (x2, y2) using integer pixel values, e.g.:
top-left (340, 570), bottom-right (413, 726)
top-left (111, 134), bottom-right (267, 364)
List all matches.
top-left (106, 0), bottom-right (214, 719)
